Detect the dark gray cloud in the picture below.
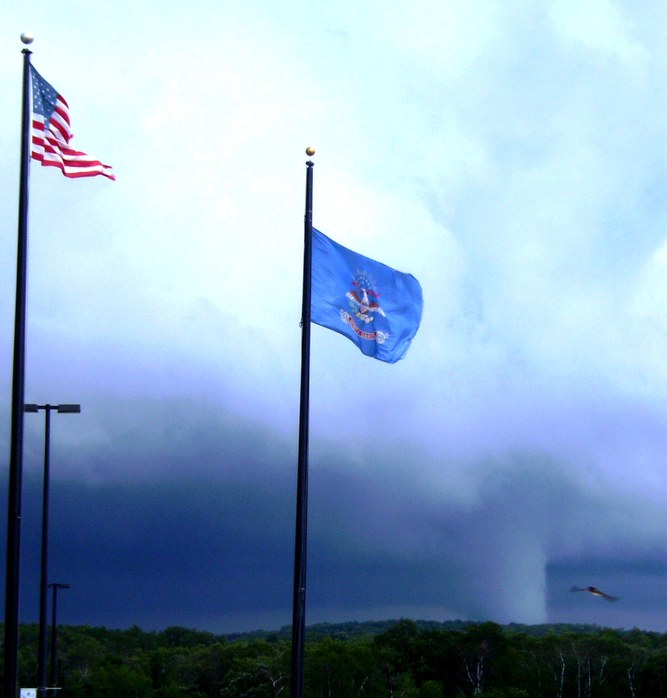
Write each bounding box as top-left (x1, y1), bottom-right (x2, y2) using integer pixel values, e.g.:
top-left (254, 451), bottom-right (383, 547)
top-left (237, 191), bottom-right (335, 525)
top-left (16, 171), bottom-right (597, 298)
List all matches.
top-left (5, 400), bottom-right (667, 634)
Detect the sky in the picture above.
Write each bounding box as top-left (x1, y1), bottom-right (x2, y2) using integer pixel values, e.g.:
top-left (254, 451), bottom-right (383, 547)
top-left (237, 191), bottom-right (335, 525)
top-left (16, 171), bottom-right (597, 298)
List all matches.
top-left (2, 0), bottom-right (667, 635)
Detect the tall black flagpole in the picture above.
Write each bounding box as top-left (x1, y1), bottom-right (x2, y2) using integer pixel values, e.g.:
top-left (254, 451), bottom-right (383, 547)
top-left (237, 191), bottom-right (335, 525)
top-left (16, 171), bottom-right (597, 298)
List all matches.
top-left (290, 148), bottom-right (315, 698)
top-left (4, 40), bottom-right (33, 698)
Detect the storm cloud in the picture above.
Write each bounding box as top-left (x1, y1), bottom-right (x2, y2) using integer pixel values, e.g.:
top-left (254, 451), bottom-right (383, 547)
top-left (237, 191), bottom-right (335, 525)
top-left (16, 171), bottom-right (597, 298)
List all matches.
top-left (2, 0), bottom-right (667, 634)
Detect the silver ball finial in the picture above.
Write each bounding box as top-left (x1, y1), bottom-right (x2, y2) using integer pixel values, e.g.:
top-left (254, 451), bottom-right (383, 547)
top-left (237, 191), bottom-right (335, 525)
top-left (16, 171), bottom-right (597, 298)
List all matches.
top-left (20, 32), bottom-right (34, 45)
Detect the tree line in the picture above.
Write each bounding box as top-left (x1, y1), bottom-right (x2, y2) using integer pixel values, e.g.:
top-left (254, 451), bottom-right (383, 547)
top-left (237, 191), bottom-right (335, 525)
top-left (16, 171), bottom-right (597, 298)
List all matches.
top-left (5, 618), bottom-right (667, 697)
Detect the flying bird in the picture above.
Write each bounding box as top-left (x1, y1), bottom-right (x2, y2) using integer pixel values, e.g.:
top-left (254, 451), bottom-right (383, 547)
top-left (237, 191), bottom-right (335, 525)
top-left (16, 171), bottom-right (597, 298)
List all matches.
top-left (570, 585), bottom-right (619, 601)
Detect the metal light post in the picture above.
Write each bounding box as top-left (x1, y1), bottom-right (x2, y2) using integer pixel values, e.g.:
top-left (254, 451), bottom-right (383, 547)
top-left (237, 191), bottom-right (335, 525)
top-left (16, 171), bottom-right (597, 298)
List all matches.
top-left (48, 583), bottom-right (70, 690)
top-left (25, 403), bottom-right (80, 698)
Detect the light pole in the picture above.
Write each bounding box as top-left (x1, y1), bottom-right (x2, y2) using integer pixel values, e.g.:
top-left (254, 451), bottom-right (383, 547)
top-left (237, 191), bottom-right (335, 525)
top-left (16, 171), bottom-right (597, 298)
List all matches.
top-left (25, 403), bottom-right (80, 698)
top-left (48, 582), bottom-right (70, 690)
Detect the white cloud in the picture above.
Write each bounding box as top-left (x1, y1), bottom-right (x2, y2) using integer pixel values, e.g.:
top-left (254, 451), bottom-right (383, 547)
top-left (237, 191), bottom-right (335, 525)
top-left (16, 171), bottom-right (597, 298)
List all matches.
top-left (548, 0), bottom-right (648, 70)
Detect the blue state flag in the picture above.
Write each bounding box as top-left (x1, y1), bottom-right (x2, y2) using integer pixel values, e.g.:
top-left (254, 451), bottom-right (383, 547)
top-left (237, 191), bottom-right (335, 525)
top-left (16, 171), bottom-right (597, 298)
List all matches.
top-left (311, 228), bottom-right (423, 363)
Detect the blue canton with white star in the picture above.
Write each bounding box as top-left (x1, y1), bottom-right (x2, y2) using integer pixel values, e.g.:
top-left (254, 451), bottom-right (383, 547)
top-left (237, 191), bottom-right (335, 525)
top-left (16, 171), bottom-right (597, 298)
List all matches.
top-left (30, 67), bottom-right (59, 131)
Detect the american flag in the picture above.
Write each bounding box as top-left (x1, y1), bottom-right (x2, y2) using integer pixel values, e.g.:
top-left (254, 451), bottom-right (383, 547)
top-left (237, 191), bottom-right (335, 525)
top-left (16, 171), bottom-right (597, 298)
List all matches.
top-left (30, 65), bottom-right (115, 180)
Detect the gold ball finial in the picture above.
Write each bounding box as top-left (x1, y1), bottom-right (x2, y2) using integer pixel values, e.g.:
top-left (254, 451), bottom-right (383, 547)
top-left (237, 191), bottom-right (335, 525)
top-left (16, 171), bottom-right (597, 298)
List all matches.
top-left (305, 146), bottom-right (316, 157)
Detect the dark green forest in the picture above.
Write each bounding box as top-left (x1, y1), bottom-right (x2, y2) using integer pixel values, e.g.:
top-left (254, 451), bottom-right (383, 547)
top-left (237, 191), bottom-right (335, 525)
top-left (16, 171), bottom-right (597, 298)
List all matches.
top-left (7, 619), bottom-right (667, 697)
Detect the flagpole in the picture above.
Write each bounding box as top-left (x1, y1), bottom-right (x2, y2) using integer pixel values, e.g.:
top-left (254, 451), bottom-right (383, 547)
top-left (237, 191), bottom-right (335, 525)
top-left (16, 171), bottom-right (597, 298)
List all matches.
top-left (4, 38), bottom-right (34, 698)
top-left (290, 148), bottom-right (315, 698)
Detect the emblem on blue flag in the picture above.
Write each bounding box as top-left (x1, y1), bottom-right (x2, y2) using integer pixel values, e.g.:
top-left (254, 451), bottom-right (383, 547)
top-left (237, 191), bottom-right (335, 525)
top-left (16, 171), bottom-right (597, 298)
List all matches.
top-left (311, 228), bottom-right (423, 363)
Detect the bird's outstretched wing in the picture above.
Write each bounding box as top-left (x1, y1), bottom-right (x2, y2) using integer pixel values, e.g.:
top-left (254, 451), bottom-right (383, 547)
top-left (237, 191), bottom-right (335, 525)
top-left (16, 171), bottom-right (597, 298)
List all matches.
top-left (570, 585), bottom-right (619, 601)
